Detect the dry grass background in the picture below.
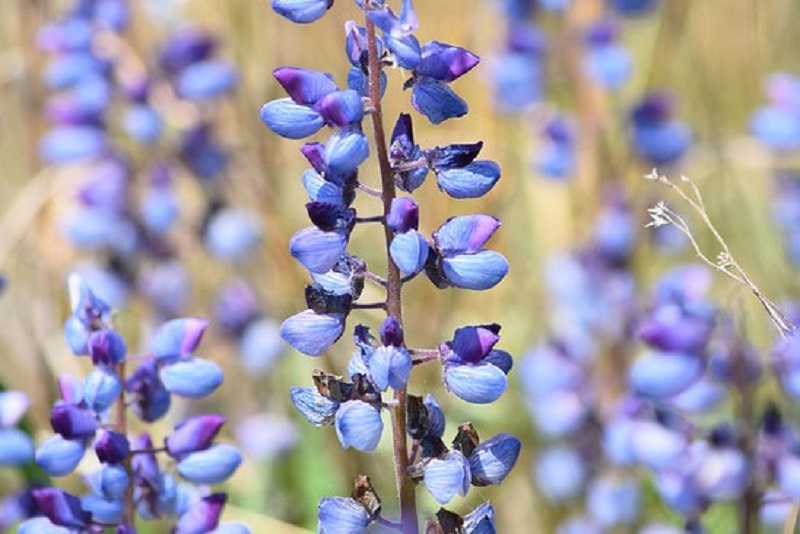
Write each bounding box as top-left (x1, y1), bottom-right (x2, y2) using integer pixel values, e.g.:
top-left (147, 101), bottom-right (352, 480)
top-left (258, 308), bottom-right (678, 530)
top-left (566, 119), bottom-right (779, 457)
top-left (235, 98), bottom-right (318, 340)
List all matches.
top-left (1, 0), bottom-right (800, 532)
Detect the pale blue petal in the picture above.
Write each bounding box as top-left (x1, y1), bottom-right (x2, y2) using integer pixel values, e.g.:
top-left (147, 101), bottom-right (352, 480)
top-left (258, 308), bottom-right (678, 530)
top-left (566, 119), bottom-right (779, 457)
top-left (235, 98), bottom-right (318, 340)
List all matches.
top-left (442, 251), bottom-right (508, 290)
top-left (443, 363), bottom-right (508, 404)
top-left (280, 310), bottom-right (345, 357)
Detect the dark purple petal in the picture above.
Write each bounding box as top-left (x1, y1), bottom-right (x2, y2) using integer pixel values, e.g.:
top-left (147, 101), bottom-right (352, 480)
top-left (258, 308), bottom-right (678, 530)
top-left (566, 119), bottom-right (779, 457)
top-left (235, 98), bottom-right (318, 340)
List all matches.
top-left (301, 142), bottom-right (326, 173)
top-left (32, 488), bottom-right (90, 530)
top-left (173, 493), bottom-right (227, 534)
top-left (306, 202), bottom-right (356, 232)
top-left (126, 360), bottom-right (171, 423)
top-left (417, 41), bottom-right (479, 83)
top-left (165, 414), bottom-right (226, 459)
top-left (273, 66), bottom-right (337, 105)
top-left (50, 404), bottom-right (98, 440)
top-left (95, 430), bottom-right (130, 464)
top-left (158, 27), bottom-right (217, 72)
top-left (386, 197), bottom-right (419, 233)
top-left (427, 141), bottom-right (483, 170)
top-left (88, 329), bottom-right (127, 367)
top-left (380, 316), bottom-right (404, 346)
top-left (316, 90), bottom-right (364, 127)
top-left (450, 324), bottom-right (501, 364)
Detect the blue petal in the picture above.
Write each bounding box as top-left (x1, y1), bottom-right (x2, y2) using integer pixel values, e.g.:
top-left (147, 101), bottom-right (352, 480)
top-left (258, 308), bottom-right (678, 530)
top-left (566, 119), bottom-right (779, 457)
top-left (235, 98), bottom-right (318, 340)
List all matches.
top-left (347, 67), bottom-right (387, 98)
top-left (35, 435), bottom-right (85, 476)
top-left (316, 90), bottom-right (364, 127)
top-left (629, 421), bottom-right (686, 470)
top-left (534, 446), bottom-right (586, 502)
top-left (324, 128), bottom-right (370, 176)
top-left (177, 444), bottom-right (242, 484)
top-left (205, 209), bottom-right (263, 262)
top-left (159, 358), bottom-right (224, 399)
top-left (384, 34), bottom-right (421, 70)
top-left (317, 497), bottom-right (370, 534)
top-left (367, 346), bottom-right (412, 391)
top-left (18, 517), bottom-right (71, 534)
top-left (212, 522), bottom-right (252, 534)
top-left (335, 400), bottom-right (383, 451)
top-left (751, 106), bottom-right (800, 151)
top-left (274, 66), bottom-right (337, 105)
top-left (632, 122), bottom-right (692, 165)
top-left (0, 391), bottom-right (30, 427)
top-left (123, 105), bottom-right (163, 144)
top-left (260, 98), bottom-right (324, 139)
top-left (587, 475), bottom-right (640, 528)
top-left (463, 502), bottom-right (496, 534)
top-left (583, 45), bottom-right (632, 90)
top-left (176, 60), bottom-right (237, 100)
top-left (83, 368), bottom-right (122, 412)
top-left (390, 231), bottom-right (429, 275)
top-left (303, 169), bottom-right (344, 204)
top-left (150, 318), bottom-right (209, 363)
top-left (280, 310), bottom-right (345, 356)
top-left (435, 214), bottom-right (501, 255)
top-left (424, 394), bottom-right (445, 438)
top-left (290, 387), bottom-right (339, 426)
top-left (272, 0), bottom-right (332, 23)
top-left (423, 450), bottom-right (471, 504)
top-left (40, 126), bottom-right (107, 163)
top-left (469, 433), bottom-right (521, 486)
top-left (443, 363), bottom-right (508, 404)
top-left (442, 251), bottom-right (508, 290)
top-left (81, 495), bottom-right (124, 524)
top-left (239, 318), bottom-right (284, 374)
top-left (89, 464), bottom-right (129, 501)
top-left (411, 78), bottom-right (468, 124)
top-left (0, 428), bottom-right (34, 466)
top-left (290, 227), bottom-right (348, 273)
top-left (628, 351), bottom-right (703, 399)
top-left (436, 161), bottom-right (501, 199)
top-left (63, 316), bottom-right (90, 355)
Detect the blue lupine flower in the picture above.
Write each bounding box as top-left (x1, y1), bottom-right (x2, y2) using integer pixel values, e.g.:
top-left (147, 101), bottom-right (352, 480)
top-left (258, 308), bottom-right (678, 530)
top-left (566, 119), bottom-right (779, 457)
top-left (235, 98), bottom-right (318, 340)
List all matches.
top-left (751, 74), bottom-right (800, 151)
top-left (390, 231), bottom-right (429, 275)
top-left (317, 89), bottom-right (364, 127)
top-left (205, 209), bottom-right (263, 262)
top-left (441, 251), bottom-right (509, 290)
top-left (611, 0), bottom-right (660, 15)
top-left (35, 435), bottom-right (85, 476)
top-left (212, 522), bottom-right (253, 534)
top-left (174, 493), bottom-right (226, 534)
top-left (176, 444), bottom-right (242, 484)
top-left (80, 495), bottom-right (124, 524)
top-left (261, 98), bottom-right (325, 139)
top-left (587, 475), bottom-right (640, 528)
top-left (88, 329), bottom-right (127, 367)
top-left (629, 350), bottom-right (703, 398)
top-left (629, 420), bottom-right (687, 470)
top-left (82, 368), bottom-right (122, 412)
top-left (408, 41), bottom-right (479, 123)
top-left (528, 390), bottom-right (587, 439)
top-left (411, 78), bottom-right (468, 124)
top-left (693, 440), bottom-right (749, 500)
top-left (290, 387), bottom-right (339, 426)
top-left (88, 465), bottom-right (128, 503)
top-left (443, 363), bottom-right (508, 404)
top-left (535, 446), bottom-right (586, 503)
top-left (389, 114), bottom-right (429, 192)
top-left (469, 433), bottom-right (521, 486)
top-left (387, 196), bottom-right (419, 233)
top-left (95, 430), bottom-right (130, 464)
top-left (630, 92), bottom-right (692, 165)
top-left (272, 0), bottom-right (333, 24)
top-left (669, 376), bottom-right (725, 414)
top-left (127, 360), bottom-right (172, 422)
top-left (367, 345), bottom-right (412, 391)
top-left (32, 488), bottom-right (90, 530)
top-left (0, 428), bottom-right (35, 466)
top-left (334, 400), bottom-right (383, 451)
top-left (159, 358), bottom-right (224, 399)
top-left (50, 403), bottom-right (99, 440)
top-left (583, 19), bottom-right (632, 90)
top-left (423, 450), bottom-right (471, 504)
top-left (141, 185), bottom-right (179, 235)
top-left (323, 127), bottom-right (370, 176)
top-left (436, 161), bottom-right (501, 199)
top-left (122, 104), bottom-right (163, 144)
top-left (40, 126), bottom-right (107, 163)
top-left (317, 496), bottom-right (371, 534)
top-left (290, 227), bottom-right (348, 274)
top-left (150, 317), bottom-right (209, 363)
top-left (166, 414), bottom-right (226, 459)
top-left (176, 60), bottom-right (238, 100)
top-left (280, 310), bottom-right (346, 356)
top-left (638, 303), bottom-right (714, 353)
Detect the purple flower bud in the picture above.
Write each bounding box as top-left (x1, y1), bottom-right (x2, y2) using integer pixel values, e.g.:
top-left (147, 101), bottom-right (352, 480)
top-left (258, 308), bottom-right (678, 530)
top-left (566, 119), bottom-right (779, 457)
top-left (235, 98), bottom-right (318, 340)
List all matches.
top-left (317, 90), bottom-right (364, 127)
top-left (443, 362), bottom-right (508, 404)
top-left (33, 488), bottom-right (90, 530)
top-left (126, 360), bottom-right (171, 423)
top-left (450, 324), bottom-right (501, 364)
top-left (317, 497), bottom-right (370, 534)
top-left (628, 351), bottom-right (703, 399)
top-left (260, 98), bottom-right (325, 139)
top-left (436, 161), bottom-right (501, 199)
top-left (0, 429), bottom-right (34, 466)
top-left (306, 202), bottom-right (356, 232)
top-left (274, 66), bottom-right (337, 105)
top-left (272, 0), bottom-right (334, 24)
top-left (442, 250), bottom-right (509, 290)
top-left (417, 41), bottom-right (479, 83)
top-left (159, 27), bottom-right (217, 72)
top-left (35, 435), bottom-right (85, 476)
top-left (469, 433), bottom-right (520, 486)
top-left (95, 430), bottom-right (130, 464)
top-left (166, 414), bottom-right (226, 459)
top-left (535, 446), bottom-right (586, 502)
top-left (411, 78), bottom-right (467, 124)
top-left (387, 197), bottom-right (420, 233)
top-left (281, 310), bottom-right (345, 357)
top-left (89, 464), bottom-right (129, 501)
top-left (290, 227), bottom-right (348, 274)
top-left (83, 368), bottom-right (122, 412)
top-left (176, 444), bottom-right (242, 484)
top-left (335, 400), bottom-right (383, 451)
top-left (290, 387), bottom-right (339, 426)
top-left (380, 316), bottom-right (404, 347)
top-left (424, 450), bottom-right (471, 504)
top-left (390, 231), bottom-right (429, 275)
top-left (88, 329), bottom-right (127, 367)
top-left (177, 60), bottom-right (238, 100)
top-left (174, 493), bottom-right (227, 534)
top-left (150, 318), bottom-right (209, 363)
top-left (160, 358), bottom-right (224, 399)
top-left (50, 404), bottom-right (98, 440)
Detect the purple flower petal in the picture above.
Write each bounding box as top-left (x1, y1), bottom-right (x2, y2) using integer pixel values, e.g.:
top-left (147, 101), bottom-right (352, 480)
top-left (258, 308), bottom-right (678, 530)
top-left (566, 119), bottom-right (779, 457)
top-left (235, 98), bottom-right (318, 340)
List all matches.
top-left (417, 41), bottom-right (480, 82)
top-left (316, 89), bottom-right (364, 127)
top-left (150, 318), bottom-right (209, 363)
top-left (435, 215), bottom-right (501, 255)
top-left (166, 414), bottom-right (226, 459)
top-left (274, 66), bottom-right (337, 105)
top-left (174, 493), bottom-right (227, 534)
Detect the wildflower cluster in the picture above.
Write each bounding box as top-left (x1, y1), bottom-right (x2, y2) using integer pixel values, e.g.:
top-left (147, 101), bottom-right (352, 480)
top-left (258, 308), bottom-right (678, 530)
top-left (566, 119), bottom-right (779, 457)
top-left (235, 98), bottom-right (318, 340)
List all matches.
top-left (15, 277), bottom-right (245, 533)
top-left (262, 0), bottom-right (519, 531)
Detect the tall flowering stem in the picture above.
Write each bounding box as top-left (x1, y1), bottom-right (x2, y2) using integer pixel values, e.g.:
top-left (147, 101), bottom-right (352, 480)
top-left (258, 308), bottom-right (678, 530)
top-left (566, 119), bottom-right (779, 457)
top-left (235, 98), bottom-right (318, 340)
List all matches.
top-left (364, 16), bottom-right (417, 533)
